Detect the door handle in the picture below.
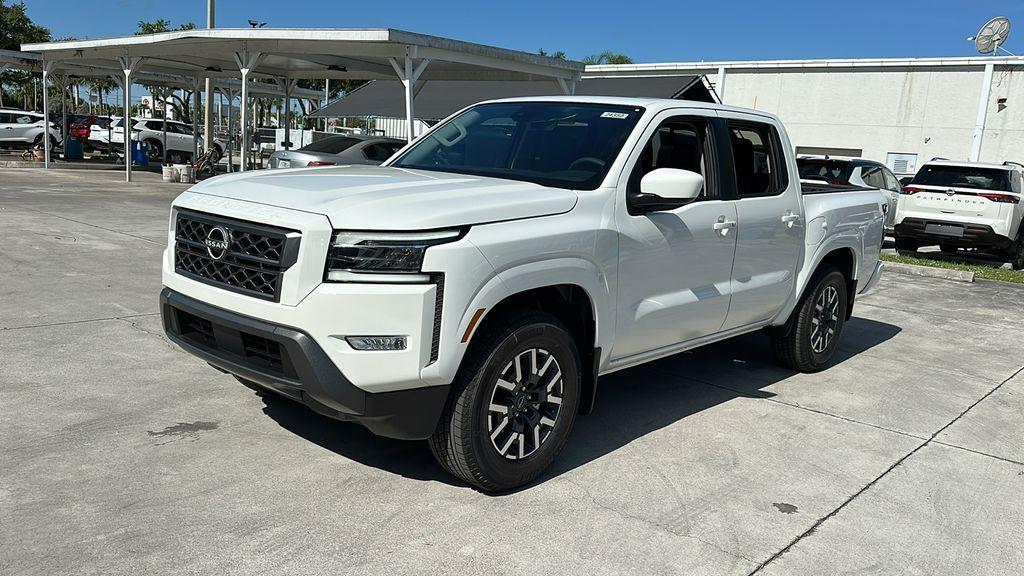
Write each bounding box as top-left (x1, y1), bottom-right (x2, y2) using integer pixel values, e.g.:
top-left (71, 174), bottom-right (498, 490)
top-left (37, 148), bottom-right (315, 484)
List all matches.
top-left (781, 212), bottom-right (801, 227)
top-left (713, 219), bottom-right (737, 235)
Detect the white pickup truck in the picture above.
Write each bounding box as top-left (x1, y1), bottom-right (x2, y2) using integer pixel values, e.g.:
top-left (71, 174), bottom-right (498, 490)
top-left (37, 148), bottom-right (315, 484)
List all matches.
top-left (161, 97), bottom-right (885, 491)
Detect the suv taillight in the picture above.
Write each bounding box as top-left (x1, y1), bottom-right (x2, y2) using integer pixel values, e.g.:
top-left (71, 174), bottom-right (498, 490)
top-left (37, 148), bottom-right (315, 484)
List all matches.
top-left (978, 192), bottom-right (1020, 204)
top-left (901, 186), bottom-right (925, 195)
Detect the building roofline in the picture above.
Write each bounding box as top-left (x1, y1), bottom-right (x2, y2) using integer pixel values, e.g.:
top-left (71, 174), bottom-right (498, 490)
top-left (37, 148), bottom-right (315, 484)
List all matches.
top-left (586, 55), bottom-right (1024, 74)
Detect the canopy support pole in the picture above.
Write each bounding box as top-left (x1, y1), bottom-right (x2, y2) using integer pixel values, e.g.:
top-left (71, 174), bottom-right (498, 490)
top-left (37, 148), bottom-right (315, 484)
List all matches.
top-left (118, 56), bottom-right (143, 182)
top-left (226, 89), bottom-right (236, 172)
top-left (557, 78), bottom-right (576, 95)
top-left (390, 55), bottom-right (430, 142)
top-left (192, 76), bottom-right (201, 163)
top-left (234, 50), bottom-right (262, 172)
top-left (41, 60), bottom-right (54, 169)
top-left (274, 77), bottom-right (298, 149)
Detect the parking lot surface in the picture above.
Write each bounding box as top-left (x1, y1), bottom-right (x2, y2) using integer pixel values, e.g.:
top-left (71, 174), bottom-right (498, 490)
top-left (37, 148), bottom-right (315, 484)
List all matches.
top-left (2, 169), bottom-right (1022, 575)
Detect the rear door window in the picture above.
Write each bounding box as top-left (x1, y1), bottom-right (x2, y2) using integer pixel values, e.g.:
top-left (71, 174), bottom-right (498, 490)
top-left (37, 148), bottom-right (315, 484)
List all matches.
top-left (860, 166), bottom-right (886, 189)
top-left (729, 122), bottom-right (786, 197)
top-left (362, 142), bottom-right (402, 162)
top-left (882, 168), bottom-right (902, 192)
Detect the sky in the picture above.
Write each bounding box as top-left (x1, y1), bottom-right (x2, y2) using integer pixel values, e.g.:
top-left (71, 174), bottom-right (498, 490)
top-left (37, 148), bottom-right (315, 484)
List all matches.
top-left (22, 0), bottom-right (1024, 62)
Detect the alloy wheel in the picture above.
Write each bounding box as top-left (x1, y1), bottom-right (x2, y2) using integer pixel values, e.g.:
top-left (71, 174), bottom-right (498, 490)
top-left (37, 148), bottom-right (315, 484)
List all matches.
top-left (810, 285), bottom-right (840, 354)
top-left (487, 348), bottom-right (564, 460)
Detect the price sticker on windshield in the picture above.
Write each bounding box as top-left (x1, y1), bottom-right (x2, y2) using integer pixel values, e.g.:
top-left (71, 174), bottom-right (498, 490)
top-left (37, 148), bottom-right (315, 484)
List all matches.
top-left (600, 111), bottom-right (630, 119)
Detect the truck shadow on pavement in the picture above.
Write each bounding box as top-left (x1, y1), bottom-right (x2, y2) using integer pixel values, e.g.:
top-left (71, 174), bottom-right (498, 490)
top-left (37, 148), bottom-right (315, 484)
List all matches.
top-left (258, 316), bottom-right (900, 491)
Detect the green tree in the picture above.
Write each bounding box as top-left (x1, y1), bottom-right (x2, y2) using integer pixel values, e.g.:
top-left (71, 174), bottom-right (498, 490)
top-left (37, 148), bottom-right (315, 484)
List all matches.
top-left (0, 0), bottom-right (51, 108)
top-left (87, 77), bottom-right (117, 115)
top-left (134, 19), bottom-right (197, 122)
top-left (295, 78), bottom-right (367, 127)
top-left (582, 51), bottom-right (634, 65)
top-left (538, 49), bottom-right (568, 60)
top-left (136, 19), bottom-right (196, 35)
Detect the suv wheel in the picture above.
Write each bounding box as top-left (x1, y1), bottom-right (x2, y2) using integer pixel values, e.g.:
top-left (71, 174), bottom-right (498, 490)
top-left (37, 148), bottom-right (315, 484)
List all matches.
top-left (1011, 238), bottom-right (1024, 271)
top-left (894, 237), bottom-right (918, 256)
top-left (33, 134), bottom-right (57, 149)
top-left (429, 312), bottom-right (580, 492)
top-left (146, 139), bottom-right (163, 161)
top-left (771, 265), bottom-right (848, 373)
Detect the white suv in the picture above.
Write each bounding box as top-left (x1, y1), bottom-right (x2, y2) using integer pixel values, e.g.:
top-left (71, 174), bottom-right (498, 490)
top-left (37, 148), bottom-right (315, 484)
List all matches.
top-left (894, 160), bottom-right (1024, 269)
top-left (102, 117), bottom-right (204, 162)
top-left (0, 108), bottom-right (61, 149)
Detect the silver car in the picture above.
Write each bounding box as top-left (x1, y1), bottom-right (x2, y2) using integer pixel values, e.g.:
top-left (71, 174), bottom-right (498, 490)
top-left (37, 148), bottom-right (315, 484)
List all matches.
top-left (269, 134), bottom-right (405, 169)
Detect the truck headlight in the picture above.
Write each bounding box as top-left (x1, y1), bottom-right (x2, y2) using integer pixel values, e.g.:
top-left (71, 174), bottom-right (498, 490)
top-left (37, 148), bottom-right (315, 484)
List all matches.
top-left (325, 229), bottom-right (462, 283)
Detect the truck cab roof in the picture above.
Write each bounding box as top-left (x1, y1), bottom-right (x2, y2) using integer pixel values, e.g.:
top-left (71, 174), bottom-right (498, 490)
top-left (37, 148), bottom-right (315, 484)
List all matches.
top-left (476, 95), bottom-right (783, 123)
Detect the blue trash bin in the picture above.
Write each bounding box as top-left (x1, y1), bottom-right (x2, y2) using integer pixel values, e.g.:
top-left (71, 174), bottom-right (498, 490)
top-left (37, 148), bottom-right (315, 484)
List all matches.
top-left (65, 137), bottom-right (84, 161)
top-left (131, 141), bottom-right (149, 166)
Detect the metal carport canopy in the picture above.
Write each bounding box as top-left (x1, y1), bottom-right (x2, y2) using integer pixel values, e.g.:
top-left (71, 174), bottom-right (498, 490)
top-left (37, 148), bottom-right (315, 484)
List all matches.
top-left (24, 28), bottom-right (583, 179)
top-left (1, 49), bottom-right (322, 98)
top-left (310, 75), bottom-right (717, 121)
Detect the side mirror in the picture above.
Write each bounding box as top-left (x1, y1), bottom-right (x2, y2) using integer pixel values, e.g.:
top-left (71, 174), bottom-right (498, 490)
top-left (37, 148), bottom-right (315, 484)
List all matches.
top-left (632, 168), bottom-right (704, 211)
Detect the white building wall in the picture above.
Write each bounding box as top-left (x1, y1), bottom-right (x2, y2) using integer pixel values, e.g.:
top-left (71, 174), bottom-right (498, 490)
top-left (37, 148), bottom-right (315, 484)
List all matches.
top-left (722, 68), bottom-right (992, 170)
top-left (369, 117), bottom-right (431, 140)
top-left (591, 57), bottom-right (1024, 175)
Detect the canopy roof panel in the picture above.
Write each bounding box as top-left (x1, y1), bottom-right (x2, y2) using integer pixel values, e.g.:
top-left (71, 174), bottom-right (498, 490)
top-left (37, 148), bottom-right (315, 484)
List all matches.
top-left (311, 75), bottom-right (716, 120)
top-left (23, 28), bottom-right (584, 81)
top-left (0, 49), bottom-right (321, 98)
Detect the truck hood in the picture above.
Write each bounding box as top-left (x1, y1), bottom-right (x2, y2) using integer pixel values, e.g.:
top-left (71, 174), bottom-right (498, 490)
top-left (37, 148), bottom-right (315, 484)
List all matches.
top-left (186, 165), bottom-right (578, 229)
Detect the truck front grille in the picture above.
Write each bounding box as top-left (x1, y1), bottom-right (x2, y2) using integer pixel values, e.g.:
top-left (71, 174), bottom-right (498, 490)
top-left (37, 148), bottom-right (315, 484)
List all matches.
top-left (174, 210), bottom-right (300, 302)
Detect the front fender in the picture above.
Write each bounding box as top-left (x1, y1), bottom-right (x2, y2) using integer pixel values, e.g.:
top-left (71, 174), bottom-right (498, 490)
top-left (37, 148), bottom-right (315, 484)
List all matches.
top-left (424, 256), bottom-right (613, 387)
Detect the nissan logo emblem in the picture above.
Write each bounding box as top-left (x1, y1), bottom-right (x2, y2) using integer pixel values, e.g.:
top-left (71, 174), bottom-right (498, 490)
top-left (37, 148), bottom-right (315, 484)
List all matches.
top-left (204, 226), bottom-right (230, 260)
top-left (945, 189), bottom-right (956, 197)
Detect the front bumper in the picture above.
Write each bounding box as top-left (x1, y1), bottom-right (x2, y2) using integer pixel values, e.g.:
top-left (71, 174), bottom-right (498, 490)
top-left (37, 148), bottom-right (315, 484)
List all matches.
top-left (161, 288), bottom-right (450, 440)
top-left (894, 219), bottom-right (1013, 251)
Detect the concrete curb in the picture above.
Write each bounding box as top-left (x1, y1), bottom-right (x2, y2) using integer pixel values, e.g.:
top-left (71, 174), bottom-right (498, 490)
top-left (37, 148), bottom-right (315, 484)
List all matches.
top-left (884, 261), bottom-right (975, 283)
top-left (0, 161), bottom-right (122, 170)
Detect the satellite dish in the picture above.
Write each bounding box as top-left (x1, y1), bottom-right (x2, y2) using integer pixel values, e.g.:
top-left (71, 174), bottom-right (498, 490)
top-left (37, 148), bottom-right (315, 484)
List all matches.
top-left (974, 17), bottom-right (1011, 54)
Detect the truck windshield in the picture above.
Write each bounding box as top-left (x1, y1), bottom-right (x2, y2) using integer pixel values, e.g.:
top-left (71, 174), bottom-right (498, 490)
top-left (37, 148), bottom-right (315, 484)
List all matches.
top-left (912, 165), bottom-right (1013, 191)
top-left (390, 102), bottom-right (644, 190)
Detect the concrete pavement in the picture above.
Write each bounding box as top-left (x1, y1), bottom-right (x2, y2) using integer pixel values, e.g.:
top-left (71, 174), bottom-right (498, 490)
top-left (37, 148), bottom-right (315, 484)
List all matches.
top-left (2, 169), bottom-right (1021, 575)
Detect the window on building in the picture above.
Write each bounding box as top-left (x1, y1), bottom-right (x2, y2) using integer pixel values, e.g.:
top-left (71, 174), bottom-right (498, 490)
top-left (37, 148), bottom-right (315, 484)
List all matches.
top-left (886, 153), bottom-right (918, 176)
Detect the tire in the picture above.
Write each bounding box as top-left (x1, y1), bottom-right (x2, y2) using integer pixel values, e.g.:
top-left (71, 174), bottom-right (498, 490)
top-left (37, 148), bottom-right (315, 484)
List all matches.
top-left (429, 312), bottom-right (581, 492)
top-left (1011, 237), bottom-right (1024, 271)
top-left (894, 236), bottom-right (918, 256)
top-left (146, 139), bottom-right (163, 161)
top-left (771, 265), bottom-right (848, 373)
top-left (33, 134), bottom-right (58, 149)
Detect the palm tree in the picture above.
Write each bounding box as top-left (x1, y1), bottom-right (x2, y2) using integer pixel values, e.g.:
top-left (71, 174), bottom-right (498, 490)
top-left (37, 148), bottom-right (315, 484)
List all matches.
top-left (581, 51), bottom-right (634, 65)
top-left (87, 77), bottom-right (116, 115)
